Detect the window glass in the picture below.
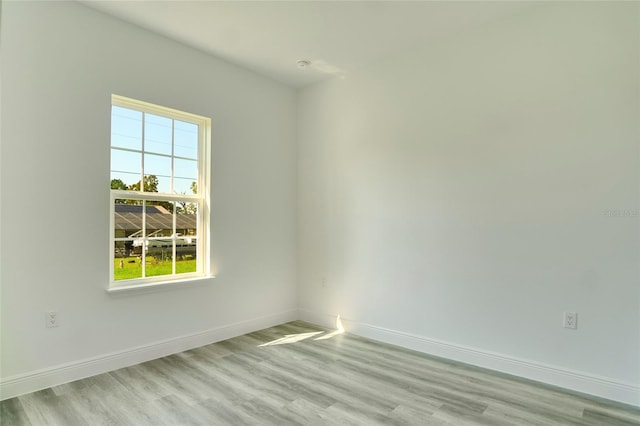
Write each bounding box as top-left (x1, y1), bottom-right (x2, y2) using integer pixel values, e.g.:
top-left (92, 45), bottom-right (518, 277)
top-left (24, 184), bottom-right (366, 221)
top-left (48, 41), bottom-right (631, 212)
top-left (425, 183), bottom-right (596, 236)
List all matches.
top-left (174, 120), bottom-right (198, 159)
top-left (111, 106), bottom-right (142, 151)
top-left (144, 113), bottom-right (172, 156)
top-left (110, 150), bottom-right (141, 188)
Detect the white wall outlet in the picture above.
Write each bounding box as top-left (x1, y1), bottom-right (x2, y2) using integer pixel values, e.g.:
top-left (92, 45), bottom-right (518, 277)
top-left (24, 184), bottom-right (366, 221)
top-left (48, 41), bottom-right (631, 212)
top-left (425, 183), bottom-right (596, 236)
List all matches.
top-left (46, 311), bottom-right (59, 328)
top-left (563, 311), bottom-right (577, 329)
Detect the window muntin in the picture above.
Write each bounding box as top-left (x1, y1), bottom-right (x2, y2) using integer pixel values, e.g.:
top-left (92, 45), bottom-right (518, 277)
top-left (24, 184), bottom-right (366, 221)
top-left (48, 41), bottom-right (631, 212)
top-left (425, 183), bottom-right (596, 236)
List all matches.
top-left (109, 95), bottom-right (210, 289)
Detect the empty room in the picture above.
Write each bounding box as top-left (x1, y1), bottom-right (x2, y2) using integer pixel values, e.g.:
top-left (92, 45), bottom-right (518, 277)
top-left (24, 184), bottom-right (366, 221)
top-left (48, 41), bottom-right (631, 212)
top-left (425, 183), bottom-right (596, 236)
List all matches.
top-left (1, 1), bottom-right (639, 424)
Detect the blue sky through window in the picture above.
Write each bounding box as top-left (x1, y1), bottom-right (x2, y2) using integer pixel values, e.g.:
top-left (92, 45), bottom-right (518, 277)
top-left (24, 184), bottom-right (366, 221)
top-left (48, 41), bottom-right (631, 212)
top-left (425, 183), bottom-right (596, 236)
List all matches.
top-left (111, 105), bottom-right (199, 195)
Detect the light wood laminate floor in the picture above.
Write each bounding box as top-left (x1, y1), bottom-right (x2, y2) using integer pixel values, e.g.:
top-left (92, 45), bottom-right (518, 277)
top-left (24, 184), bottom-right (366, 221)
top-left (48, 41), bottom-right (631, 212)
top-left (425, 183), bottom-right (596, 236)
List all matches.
top-left (1, 321), bottom-right (639, 425)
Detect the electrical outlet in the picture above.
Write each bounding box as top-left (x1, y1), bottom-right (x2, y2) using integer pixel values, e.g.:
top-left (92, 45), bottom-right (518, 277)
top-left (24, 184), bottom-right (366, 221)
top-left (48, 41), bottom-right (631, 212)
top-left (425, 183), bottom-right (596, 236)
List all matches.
top-left (563, 312), bottom-right (577, 329)
top-left (46, 311), bottom-right (59, 328)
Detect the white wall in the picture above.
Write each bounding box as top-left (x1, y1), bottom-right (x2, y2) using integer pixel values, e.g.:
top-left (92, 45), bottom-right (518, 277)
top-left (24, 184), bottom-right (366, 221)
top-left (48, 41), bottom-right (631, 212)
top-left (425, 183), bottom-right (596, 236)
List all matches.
top-left (298, 2), bottom-right (640, 404)
top-left (1, 1), bottom-right (297, 396)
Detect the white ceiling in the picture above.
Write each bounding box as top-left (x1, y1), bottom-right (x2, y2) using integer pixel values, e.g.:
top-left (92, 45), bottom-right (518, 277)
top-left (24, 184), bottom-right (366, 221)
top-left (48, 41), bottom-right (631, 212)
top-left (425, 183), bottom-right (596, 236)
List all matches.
top-left (81, 1), bottom-right (538, 88)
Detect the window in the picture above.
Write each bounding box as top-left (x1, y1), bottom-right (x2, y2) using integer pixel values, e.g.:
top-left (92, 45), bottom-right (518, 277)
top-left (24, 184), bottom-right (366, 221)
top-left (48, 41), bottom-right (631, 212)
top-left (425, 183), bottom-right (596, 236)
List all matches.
top-left (109, 95), bottom-right (211, 290)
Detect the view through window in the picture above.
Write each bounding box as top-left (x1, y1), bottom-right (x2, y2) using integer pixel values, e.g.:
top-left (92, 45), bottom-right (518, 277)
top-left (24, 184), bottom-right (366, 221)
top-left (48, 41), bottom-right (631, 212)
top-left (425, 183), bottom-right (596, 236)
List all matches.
top-left (110, 95), bottom-right (210, 288)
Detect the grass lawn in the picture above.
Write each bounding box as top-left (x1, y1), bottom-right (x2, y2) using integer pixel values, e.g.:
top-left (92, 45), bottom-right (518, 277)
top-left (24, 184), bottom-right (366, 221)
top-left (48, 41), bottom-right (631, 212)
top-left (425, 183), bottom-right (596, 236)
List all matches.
top-left (114, 256), bottom-right (196, 281)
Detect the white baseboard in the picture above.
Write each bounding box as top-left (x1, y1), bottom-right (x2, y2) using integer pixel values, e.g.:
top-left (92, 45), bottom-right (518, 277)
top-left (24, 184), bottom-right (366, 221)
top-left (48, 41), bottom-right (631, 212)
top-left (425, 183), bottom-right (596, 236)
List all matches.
top-left (0, 309), bottom-right (297, 401)
top-left (298, 308), bottom-right (640, 407)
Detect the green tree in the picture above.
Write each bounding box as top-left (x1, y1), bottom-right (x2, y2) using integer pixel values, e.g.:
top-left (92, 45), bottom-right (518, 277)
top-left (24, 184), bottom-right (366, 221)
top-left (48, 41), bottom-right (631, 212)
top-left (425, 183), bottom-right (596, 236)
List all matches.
top-left (110, 178), bottom-right (127, 190)
top-left (128, 175), bottom-right (159, 192)
top-left (111, 178), bottom-right (129, 204)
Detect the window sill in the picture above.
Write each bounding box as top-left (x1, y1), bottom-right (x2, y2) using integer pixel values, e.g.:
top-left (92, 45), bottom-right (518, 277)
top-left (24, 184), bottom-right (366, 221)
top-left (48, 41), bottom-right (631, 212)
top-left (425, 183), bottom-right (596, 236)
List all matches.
top-left (107, 275), bottom-right (216, 296)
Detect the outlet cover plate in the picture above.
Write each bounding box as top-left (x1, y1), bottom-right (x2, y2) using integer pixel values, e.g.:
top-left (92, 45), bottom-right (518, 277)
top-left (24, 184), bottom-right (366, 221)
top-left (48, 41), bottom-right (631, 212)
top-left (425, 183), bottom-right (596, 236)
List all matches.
top-left (46, 311), bottom-right (59, 328)
top-left (563, 311), bottom-right (577, 329)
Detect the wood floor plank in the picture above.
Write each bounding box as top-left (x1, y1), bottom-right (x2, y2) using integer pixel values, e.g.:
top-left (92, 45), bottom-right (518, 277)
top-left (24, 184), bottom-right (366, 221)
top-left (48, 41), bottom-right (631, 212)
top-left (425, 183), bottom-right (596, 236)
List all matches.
top-left (18, 390), bottom-right (87, 426)
top-left (581, 399), bottom-right (640, 425)
top-left (2, 320), bottom-right (639, 425)
top-left (194, 398), bottom-right (258, 425)
top-left (582, 408), bottom-right (640, 426)
top-left (61, 383), bottom-right (122, 426)
top-left (109, 364), bottom-right (172, 403)
top-left (390, 404), bottom-right (448, 425)
top-left (0, 397), bottom-right (32, 426)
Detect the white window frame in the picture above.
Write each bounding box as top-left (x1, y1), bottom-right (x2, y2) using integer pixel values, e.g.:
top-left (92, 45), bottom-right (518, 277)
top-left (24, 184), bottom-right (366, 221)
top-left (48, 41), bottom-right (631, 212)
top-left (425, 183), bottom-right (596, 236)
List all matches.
top-left (109, 94), bottom-right (211, 291)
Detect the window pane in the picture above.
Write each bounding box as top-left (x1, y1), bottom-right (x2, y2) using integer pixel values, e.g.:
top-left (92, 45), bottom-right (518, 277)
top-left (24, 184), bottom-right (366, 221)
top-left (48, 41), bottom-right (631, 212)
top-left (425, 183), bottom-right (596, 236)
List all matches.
top-left (176, 237), bottom-right (197, 275)
top-left (174, 121), bottom-right (198, 159)
top-left (144, 113), bottom-right (172, 155)
top-left (114, 204), bottom-right (144, 279)
top-left (174, 158), bottom-right (197, 195)
top-left (113, 241), bottom-right (142, 281)
top-left (144, 201), bottom-right (174, 278)
top-left (114, 203), bottom-right (143, 241)
top-left (144, 154), bottom-right (171, 193)
top-left (145, 237), bottom-right (174, 277)
top-left (111, 106), bottom-right (142, 151)
top-left (174, 178), bottom-right (197, 195)
top-left (176, 203), bottom-right (197, 275)
top-left (145, 202), bottom-right (174, 238)
top-left (174, 158), bottom-right (197, 180)
top-left (111, 149), bottom-right (141, 188)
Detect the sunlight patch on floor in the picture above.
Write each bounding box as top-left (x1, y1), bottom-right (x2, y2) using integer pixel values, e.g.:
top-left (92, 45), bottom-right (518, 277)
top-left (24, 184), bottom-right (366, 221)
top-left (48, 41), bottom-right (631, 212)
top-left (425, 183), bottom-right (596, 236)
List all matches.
top-left (259, 315), bottom-right (345, 346)
top-left (259, 331), bottom-right (324, 346)
top-left (315, 315), bottom-right (345, 340)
